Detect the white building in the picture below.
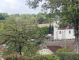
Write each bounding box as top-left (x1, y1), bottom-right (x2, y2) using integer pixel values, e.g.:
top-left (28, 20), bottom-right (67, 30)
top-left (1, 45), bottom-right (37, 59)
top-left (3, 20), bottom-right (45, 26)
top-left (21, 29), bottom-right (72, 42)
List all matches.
top-left (53, 16), bottom-right (75, 40)
top-left (36, 45), bottom-right (62, 55)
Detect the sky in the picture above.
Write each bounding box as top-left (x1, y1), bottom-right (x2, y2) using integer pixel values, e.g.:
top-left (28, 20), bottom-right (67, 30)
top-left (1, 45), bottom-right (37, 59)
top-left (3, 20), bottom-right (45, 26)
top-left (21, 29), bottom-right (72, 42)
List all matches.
top-left (0, 0), bottom-right (43, 15)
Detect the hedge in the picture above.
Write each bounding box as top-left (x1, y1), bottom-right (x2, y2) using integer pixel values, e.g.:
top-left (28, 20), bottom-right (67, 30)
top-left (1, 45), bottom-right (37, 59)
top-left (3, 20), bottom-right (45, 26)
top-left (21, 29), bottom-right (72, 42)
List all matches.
top-left (28, 55), bottom-right (61, 60)
top-left (4, 54), bottom-right (28, 60)
top-left (55, 52), bottom-right (79, 60)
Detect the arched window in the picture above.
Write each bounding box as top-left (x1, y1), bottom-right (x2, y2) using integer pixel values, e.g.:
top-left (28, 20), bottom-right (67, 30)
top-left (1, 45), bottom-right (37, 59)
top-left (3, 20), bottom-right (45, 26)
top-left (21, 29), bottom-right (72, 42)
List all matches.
top-left (69, 30), bottom-right (71, 34)
top-left (59, 31), bottom-right (61, 34)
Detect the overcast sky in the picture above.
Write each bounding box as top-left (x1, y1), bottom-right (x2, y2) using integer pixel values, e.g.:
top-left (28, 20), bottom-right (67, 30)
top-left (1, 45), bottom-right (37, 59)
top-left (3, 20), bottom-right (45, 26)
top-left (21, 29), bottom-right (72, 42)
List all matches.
top-left (0, 0), bottom-right (43, 15)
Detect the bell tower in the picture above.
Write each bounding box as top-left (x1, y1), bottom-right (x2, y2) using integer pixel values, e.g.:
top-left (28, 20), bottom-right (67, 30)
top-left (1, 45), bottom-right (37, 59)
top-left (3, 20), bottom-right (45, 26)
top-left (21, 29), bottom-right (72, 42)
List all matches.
top-left (53, 15), bottom-right (60, 40)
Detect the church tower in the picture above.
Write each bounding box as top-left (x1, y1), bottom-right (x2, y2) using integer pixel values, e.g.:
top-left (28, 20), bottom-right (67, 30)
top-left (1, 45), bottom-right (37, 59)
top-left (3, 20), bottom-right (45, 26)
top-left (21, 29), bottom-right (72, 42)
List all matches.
top-left (53, 15), bottom-right (60, 40)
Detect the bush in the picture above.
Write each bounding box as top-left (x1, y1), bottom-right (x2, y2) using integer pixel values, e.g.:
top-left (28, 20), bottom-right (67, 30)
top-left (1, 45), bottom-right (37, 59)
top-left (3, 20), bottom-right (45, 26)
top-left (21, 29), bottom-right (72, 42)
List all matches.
top-left (56, 47), bottom-right (70, 53)
top-left (28, 55), bottom-right (60, 60)
top-left (4, 54), bottom-right (28, 60)
top-left (55, 52), bottom-right (79, 60)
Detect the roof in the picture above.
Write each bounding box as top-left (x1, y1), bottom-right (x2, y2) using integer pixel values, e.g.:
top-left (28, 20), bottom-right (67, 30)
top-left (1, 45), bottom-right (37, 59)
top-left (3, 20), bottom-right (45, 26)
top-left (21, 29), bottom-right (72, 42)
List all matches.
top-left (42, 45), bottom-right (62, 52)
top-left (0, 46), bottom-right (6, 51)
top-left (67, 45), bottom-right (75, 51)
top-left (58, 25), bottom-right (74, 30)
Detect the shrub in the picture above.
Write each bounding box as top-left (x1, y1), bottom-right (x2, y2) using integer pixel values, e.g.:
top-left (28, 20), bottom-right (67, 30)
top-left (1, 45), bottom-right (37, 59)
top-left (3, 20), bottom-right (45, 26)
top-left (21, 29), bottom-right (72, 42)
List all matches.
top-left (56, 47), bottom-right (70, 53)
top-left (28, 55), bottom-right (61, 60)
top-left (4, 54), bottom-right (28, 60)
top-left (55, 52), bottom-right (79, 60)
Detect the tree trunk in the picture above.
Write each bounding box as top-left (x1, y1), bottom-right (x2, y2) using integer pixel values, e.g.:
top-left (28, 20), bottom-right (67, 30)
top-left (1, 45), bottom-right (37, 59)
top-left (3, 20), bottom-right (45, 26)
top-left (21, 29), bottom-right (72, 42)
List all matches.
top-left (75, 18), bottom-right (79, 53)
top-left (19, 43), bottom-right (22, 55)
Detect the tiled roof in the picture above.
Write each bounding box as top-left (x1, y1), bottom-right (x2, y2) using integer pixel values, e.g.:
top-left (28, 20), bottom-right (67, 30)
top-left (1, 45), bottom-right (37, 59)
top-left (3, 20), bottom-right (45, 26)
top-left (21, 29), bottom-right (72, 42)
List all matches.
top-left (67, 45), bottom-right (75, 51)
top-left (58, 28), bottom-right (65, 30)
top-left (0, 46), bottom-right (6, 51)
top-left (47, 46), bottom-right (62, 52)
top-left (58, 25), bottom-right (74, 30)
top-left (65, 25), bottom-right (74, 29)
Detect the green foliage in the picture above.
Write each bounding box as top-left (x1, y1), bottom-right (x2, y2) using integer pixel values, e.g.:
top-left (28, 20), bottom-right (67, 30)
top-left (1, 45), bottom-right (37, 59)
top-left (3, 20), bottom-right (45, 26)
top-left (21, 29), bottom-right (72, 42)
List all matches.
top-left (56, 47), bottom-right (70, 53)
top-left (72, 41), bottom-right (75, 45)
top-left (0, 14), bottom-right (5, 20)
top-left (0, 12), bottom-right (51, 24)
top-left (22, 43), bottom-right (37, 57)
top-left (38, 26), bottom-right (49, 35)
top-left (0, 17), bottom-right (44, 55)
top-left (36, 13), bottom-right (50, 24)
top-left (37, 17), bottom-right (45, 24)
top-left (0, 13), bottom-right (9, 20)
top-left (8, 13), bottom-right (50, 24)
top-left (58, 1), bottom-right (79, 28)
top-left (0, 13), bottom-right (9, 19)
top-left (55, 52), bottom-right (79, 60)
top-left (28, 55), bottom-right (61, 60)
top-left (49, 25), bottom-right (54, 32)
top-left (4, 54), bottom-right (28, 60)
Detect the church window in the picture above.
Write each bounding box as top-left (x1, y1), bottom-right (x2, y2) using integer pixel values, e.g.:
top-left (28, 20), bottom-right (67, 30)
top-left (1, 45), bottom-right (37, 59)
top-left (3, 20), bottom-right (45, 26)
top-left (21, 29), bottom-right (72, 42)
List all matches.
top-left (69, 30), bottom-right (71, 34)
top-left (56, 22), bottom-right (57, 24)
top-left (59, 31), bottom-right (61, 34)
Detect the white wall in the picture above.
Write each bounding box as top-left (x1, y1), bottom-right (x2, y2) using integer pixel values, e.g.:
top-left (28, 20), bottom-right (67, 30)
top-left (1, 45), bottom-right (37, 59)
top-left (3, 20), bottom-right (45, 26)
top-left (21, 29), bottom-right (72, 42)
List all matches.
top-left (65, 29), bottom-right (75, 39)
top-left (36, 49), bottom-right (54, 55)
top-left (57, 30), bottom-right (65, 39)
top-left (54, 29), bottom-right (75, 40)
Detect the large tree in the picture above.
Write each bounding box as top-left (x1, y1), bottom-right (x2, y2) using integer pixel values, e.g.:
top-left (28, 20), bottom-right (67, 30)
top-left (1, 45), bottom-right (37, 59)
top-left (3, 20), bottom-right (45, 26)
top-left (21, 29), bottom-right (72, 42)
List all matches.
top-left (26, 0), bottom-right (79, 53)
top-left (0, 17), bottom-right (44, 55)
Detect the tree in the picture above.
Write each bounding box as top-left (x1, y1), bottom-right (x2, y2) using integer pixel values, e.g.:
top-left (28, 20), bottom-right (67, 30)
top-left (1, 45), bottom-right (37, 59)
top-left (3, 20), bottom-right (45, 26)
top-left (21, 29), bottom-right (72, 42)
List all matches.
top-left (0, 17), bottom-right (44, 55)
top-left (56, 47), bottom-right (70, 53)
top-left (38, 26), bottom-right (49, 35)
top-left (26, 0), bottom-right (79, 53)
top-left (0, 14), bottom-right (5, 20)
top-left (0, 13), bottom-right (9, 19)
top-left (22, 43), bottom-right (37, 56)
top-left (55, 0), bottom-right (79, 53)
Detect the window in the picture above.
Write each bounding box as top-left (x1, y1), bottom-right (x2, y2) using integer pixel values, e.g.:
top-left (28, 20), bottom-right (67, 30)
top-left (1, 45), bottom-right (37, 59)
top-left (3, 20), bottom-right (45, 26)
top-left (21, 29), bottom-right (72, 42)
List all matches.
top-left (59, 31), bottom-right (61, 34)
top-left (69, 30), bottom-right (71, 34)
top-left (56, 22), bottom-right (57, 24)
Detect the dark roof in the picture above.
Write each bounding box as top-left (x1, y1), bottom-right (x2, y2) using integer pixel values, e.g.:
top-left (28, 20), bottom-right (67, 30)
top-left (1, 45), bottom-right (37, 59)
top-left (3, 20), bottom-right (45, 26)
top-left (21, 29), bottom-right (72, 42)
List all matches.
top-left (47, 46), bottom-right (62, 52)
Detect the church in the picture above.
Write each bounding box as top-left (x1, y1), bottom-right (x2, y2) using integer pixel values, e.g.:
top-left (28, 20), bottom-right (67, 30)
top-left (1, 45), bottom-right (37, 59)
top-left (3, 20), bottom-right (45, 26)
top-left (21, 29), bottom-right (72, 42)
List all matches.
top-left (53, 16), bottom-right (75, 40)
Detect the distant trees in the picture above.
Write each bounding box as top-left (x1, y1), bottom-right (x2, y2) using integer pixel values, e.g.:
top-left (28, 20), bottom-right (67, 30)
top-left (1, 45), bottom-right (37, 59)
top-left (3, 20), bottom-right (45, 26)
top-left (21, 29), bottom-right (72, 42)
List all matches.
top-left (0, 14), bottom-right (5, 20)
top-left (0, 12), bottom-right (51, 24)
top-left (5, 13), bottom-right (50, 24)
top-left (0, 13), bottom-right (9, 20)
top-left (38, 26), bottom-right (49, 35)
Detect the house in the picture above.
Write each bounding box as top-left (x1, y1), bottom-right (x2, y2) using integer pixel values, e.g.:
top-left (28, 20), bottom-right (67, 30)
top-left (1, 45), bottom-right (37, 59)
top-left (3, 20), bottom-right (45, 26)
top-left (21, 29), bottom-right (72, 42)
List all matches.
top-left (0, 46), bottom-right (6, 57)
top-left (67, 45), bottom-right (75, 52)
top-left (36, 45), bottom-right (62, 55)
top-left (53, 15), bottom-right (75, 40)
